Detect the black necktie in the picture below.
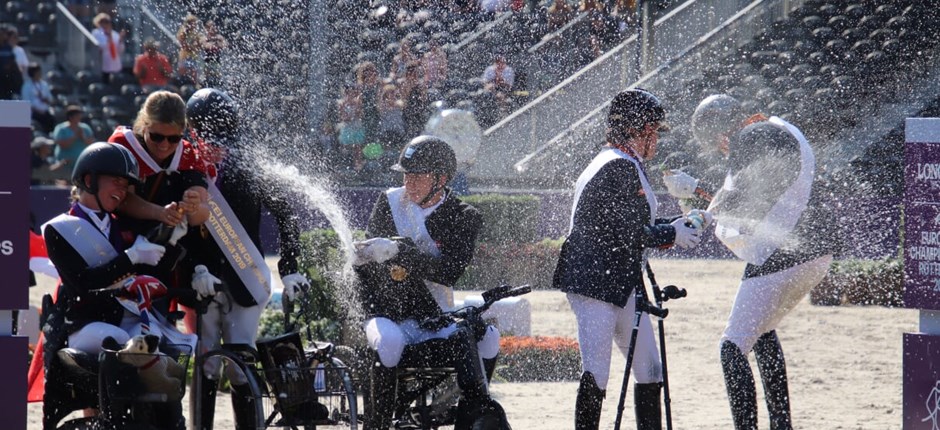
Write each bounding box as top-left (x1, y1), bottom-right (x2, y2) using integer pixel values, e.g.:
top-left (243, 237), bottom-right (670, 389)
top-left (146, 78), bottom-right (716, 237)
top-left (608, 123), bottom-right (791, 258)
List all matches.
top-left (94, 211), bottom-right (108, 221)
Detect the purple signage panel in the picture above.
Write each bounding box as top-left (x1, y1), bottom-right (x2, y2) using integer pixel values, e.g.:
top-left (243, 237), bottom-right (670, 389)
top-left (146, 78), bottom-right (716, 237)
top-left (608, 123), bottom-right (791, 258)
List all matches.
top-left (904, 118), bottom-right (940, 310)
top-left (903, 333), bottom-right (940, 429)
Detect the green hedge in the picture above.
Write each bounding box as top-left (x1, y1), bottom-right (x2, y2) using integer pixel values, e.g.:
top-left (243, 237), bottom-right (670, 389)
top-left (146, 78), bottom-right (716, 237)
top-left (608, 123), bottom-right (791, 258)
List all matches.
top-left (462, 194), bottom-right (541, 244)
top-left (810, 258), bottom-right (903, 307)
top-left (458, 238), bottom-right (563, 290)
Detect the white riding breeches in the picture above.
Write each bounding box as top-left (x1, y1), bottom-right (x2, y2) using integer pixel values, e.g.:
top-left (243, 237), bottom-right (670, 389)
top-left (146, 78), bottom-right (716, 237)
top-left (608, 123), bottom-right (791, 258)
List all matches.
top-left (67, 310), bottom-right (149, 354)
top-left (199, 291), bottom-right (268, 384)
top-left (567, 292), bottom-right (662, 390)
top-left (364, 316), bottom-right (500, 368)
top-left (721, 255), bottom-right (833, 353)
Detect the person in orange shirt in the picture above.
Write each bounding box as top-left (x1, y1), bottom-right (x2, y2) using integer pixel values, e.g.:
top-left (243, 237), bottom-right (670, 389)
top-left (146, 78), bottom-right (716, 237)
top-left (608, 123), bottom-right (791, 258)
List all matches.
top-left (133, 38), bottom-right (173, 89)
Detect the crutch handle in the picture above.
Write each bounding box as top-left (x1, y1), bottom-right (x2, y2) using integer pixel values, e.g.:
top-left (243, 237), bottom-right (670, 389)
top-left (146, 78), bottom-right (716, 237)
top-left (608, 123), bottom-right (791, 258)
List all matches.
top-left (661, 285), bottom-right (687, 301)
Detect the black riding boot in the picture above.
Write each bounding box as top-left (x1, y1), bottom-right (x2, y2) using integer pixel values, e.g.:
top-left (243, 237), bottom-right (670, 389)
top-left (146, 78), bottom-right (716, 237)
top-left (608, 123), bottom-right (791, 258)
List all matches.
top-left (721, 340), bottom-right (758, 430)
top-left (574, 372), bottom-right (605, 430)
top-left (754, 331), bottom-right (792, 430)
top-left (192, 376), bottom-right (218, 430)
top-left (453, 328), bottom-right (511, 430)
top-left (231, 383), bottom-right (259, 430)
top-left (364, 364), bottom-right (397, 430)
top-left (634, 383), bottom-right (662, 430)
top-left (483, 354), bottom-right (499, 384)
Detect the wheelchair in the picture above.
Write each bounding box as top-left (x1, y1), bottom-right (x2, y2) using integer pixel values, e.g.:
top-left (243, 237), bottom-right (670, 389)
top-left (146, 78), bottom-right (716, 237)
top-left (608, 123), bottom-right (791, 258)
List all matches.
top-left (358, 285), bottom-right (531, 430)
top-left (40, 293), bottom-right (192, 430)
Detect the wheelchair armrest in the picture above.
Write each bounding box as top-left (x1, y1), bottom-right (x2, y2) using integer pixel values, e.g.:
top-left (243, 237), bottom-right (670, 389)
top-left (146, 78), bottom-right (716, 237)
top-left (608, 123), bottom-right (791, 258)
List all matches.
top-left (56, 348), bottom-right (100, 377)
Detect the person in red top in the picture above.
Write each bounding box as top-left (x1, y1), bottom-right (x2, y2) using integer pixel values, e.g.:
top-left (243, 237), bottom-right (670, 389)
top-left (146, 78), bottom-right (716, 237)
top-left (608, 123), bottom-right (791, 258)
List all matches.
top-left (133, 38), bottom-right (173, 89)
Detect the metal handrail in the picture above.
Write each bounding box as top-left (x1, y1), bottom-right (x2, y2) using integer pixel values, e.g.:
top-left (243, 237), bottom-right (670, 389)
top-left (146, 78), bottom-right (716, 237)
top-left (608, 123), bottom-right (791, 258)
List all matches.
top-left (449, 11), bottom-right (513, 53)
top-left (140, 6), bottom-right (180, 47)
top-left (526, 11), bottom-right (588, 54)
top-left (55, 1), bottom-right (98, 45)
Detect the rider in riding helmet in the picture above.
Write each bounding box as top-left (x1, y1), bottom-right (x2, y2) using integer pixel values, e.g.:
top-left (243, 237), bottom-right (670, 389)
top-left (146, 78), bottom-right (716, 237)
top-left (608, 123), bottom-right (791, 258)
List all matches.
top-left (184, 88), bottom-right (311, 430)
top-left (34, 142), bottom-right (189, 428)
top-left (354, 135), bottom-right (504, 430)
top-left (553, 88), bottom-right (704, 430)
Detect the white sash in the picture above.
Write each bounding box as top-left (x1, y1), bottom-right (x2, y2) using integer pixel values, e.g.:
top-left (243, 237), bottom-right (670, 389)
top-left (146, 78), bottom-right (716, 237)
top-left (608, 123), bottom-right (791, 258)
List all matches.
top-left (42, 214), bottom-right (119, 268)
top-left (204, 181), bottom-right (273, 305)
top-left (569, 147), bottom-right (658, 233)
top-left (711, 116), bottom-right (815, 266)
top-left (123, 128), bottom-right (184, 173)
top-left (385, 187), bottom-right (453, 310)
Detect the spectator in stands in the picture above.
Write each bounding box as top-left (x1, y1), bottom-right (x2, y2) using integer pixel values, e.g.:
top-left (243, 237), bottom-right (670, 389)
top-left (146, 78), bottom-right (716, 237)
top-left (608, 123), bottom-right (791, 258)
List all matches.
top-left (202, 21), bottom-right (227, 88)
top-left (65, 0), bottom-right (92, 21)
top-left (176, 13), bottom-right (205, 86)
top-left (379, 83), bottom-right (406, 154)
top-left (483, 53), bottom-right (515, 93)
top-left (133, 38), bottom-right (173, 89)
top-left (390, 37), bottom-right (418, 80)
top-left (400, 61), bottom-right (429, 139)
top-left (92, 13), bottom-right (126, 84)
top-left (610, 0), bottom-right (637, 31)
top-left (589, 9), bottom-right (620, 58)
top-left (422, 35), bottom-right (448, 90)
top-left (357, 61), bottom-right (382, 159)
top-left (547, 0), bottom-right (576, 31)
top-left (30, 136), bottom-right (69, 185)
top-left (52, 105), bottom-right (94, 167)
top-left (7, 28), bottom-right (28, 77)
top-left (0, 25), bottom-right (22, 100)
top-left (21, 64), bottom-right (56, 133)
top-left (578, 0), bottom-right (605, 13)
top-left (337, 83), bottom-right (366, 171)
top-left (480, 0), bottom-right (512, 14)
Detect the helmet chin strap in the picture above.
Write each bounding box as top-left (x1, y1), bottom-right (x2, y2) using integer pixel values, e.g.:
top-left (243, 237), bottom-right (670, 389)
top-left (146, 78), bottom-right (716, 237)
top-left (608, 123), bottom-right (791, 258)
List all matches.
top-left (418, 173), bottom-right (445, 207)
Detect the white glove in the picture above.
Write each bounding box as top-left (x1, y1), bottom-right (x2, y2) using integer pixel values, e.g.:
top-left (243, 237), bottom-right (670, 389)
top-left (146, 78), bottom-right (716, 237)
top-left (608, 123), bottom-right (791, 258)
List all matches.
top-left (353, 238), bottom-right (400, 266)
top-left (685, 209), bottom-right (714, 230)
top-left (192, 265), bottom-right (221, 299)
top-left (168, 216), bottom-right (189, 246)
top-left (663, 169), bottom-right (699, 199)
top-left (125, 236), bottom-right (166, 266)
top-left (670, 218), bottom-right (702, 249)
top-left (281, 273), bottom-right (310, 301)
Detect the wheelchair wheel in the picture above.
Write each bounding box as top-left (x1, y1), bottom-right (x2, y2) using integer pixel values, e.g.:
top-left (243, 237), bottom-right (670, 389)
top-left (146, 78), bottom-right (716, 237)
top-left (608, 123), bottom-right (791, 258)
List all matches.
top-left (56, 417), bottom-right (108, 430)
top-left (310, 355), bottom-right (360, 429)
top-left (196, 348), bottom-right (266, 429)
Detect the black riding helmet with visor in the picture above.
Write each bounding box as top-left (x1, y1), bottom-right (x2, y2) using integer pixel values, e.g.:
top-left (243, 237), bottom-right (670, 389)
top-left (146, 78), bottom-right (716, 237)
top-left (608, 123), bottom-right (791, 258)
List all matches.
top-left (392, 136), bottom-right (457, 206)
top-left (71, 142), bottom-right (141, 214)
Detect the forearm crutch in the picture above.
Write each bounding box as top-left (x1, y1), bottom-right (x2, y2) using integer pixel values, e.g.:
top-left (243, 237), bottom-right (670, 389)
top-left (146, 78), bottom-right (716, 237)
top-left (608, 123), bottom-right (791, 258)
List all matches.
top-left (646, 261), bottom-right (687, 430)
top-left (613, 271), bottom-right (668, 430)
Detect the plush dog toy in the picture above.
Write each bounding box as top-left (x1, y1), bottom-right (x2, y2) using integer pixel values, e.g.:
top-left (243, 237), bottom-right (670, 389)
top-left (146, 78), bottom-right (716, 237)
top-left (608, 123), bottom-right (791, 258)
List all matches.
top-left (116, 334), bottom-right (186, 402)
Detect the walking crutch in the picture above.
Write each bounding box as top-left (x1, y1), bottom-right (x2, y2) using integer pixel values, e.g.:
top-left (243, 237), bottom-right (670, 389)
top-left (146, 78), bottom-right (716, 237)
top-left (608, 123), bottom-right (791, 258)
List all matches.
top-left (645, 261), bottom-right (686, 430)
top-left (613, 266), bottom-right (668, 430)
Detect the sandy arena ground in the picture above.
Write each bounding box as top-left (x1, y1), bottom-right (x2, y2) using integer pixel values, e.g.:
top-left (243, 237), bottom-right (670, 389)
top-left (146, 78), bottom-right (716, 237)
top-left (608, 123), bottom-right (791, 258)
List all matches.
top-left (27, 258), bottom-right (916, 429)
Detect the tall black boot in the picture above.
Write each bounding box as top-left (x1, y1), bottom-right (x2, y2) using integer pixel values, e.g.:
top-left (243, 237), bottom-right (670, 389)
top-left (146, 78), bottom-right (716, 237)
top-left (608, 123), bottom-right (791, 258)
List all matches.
top-left (634, 382), bottom-right (662, 430)
top-left (453, 328), bottom-right (510, 430)
top-left (191, 376), bottom-right (218, 430)
top-left (754, 331), bottom-right (792, 430)
top-left (721, 340), bottom-right (758, 430)
top-left (575, 372), bottom-right (605, 430)
top-left (483, 354), bottom-right (499, 384)
top-left (231, 383), bottom-right (259, 430)
top-left (364, 364), bottom-right (397, 430)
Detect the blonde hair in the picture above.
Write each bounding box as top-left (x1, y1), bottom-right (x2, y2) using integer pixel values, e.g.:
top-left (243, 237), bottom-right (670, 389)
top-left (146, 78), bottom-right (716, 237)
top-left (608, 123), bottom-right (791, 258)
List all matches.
top-left (93, 13), bottom-right (112, 28)
top-left (133, 91), bottom-right (187, 136)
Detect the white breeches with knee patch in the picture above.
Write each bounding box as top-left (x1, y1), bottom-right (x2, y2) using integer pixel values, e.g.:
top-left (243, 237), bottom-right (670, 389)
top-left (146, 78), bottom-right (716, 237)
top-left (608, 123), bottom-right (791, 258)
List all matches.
top-left (568, 292), bottom-right (662, 391)
top-left (199, 291), bottom-right (268, 384)
top-left (364, 316), bottom-right (500, 368)
top-left (721, 255), bottom-right (832, 353)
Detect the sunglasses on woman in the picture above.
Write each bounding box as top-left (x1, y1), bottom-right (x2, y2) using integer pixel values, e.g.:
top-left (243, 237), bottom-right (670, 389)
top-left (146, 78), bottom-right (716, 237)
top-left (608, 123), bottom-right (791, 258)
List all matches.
top-left (149, 132), bottom-right (183, 144)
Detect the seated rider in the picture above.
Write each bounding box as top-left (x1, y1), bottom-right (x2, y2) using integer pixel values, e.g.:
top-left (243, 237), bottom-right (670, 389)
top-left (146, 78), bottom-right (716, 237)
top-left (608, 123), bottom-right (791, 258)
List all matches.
top-left (353, 136), bottom-right (502, 430)
top-left (39, 142), bottom-right (192, 428)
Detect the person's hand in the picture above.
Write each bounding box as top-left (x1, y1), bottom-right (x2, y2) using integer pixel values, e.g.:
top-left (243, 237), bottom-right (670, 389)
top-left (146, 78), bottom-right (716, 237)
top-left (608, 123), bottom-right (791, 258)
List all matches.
top-left (162, 202), bottom-right (185, 226)
top-left (192, 265), bottom-right (221, 299)
top-left (125, 236), bottom-right (166, 265)
top-left (180, 189), bottom-right (202, 214)
top-left (168, 215), bottom-right (189, 246)
top-left (353, 238), bottom-right (400, 266)
top-left (685, 209), bottom-right (714, 230)
top-left (662, 169), bottom-right (699, 199)
top-left (670, 218), bottom-right (701, 249)
top-left (281, 273), bottom-right (310, 301)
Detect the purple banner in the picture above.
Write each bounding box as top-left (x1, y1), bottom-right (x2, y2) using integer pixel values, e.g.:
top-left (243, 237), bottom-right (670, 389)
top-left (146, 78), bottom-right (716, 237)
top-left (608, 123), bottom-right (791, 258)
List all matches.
top-left (903, 333), bottom-right (940, 429)
top-left (904, 118), bottom-right (940, 310)
top-left (0, 105), bottom-right (31, 311)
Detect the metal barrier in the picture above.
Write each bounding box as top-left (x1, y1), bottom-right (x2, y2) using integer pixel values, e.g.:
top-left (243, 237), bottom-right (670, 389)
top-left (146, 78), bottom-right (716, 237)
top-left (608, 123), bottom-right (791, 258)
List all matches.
top-left (54, 1), bottom-right (100, 74)
top-left (469, 0), bottom-right (801, 184)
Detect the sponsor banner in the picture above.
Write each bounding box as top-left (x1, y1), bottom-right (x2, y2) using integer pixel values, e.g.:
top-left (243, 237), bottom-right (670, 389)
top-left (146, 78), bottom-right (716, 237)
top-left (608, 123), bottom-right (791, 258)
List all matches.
top-left (903, 333), bottom-right (940, 429)
top-left (905, 118), bottom-right (940, 310)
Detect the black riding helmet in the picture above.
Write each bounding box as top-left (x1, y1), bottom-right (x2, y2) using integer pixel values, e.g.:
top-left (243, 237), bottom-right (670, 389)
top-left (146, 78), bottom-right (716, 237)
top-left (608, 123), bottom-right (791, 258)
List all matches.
top-left (392, 136), bottom-right (457, 206)
top-left (71, 142), bottom-right (141, 194)
top-left (607, 88), bottom-right (668, 132)
top-left (186, 88), bottom-right (238, 146)
top-left (391, 135), bottom-right (457, 179)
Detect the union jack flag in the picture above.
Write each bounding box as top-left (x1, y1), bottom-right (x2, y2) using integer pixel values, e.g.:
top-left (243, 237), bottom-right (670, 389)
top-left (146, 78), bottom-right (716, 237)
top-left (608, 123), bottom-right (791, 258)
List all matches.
top-left (122, 275), bottom-right (167, 334)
